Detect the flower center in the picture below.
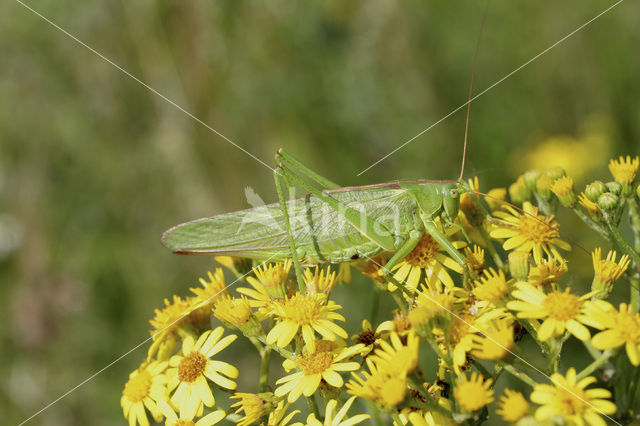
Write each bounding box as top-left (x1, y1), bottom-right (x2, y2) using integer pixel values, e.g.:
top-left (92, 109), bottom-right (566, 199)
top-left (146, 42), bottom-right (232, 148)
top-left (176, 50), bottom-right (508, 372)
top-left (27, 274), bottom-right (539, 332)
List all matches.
top-left (358, 330), bottom-right (377, 346)
top-left (301, 351), bottom-right (334, 375)
top-left (281, 294), bottom-right (323, 325)
top-left (519, 215), bottom-right (559, 245)
top-left (404, 234), bottom-right (441, 268)
top-left (178, 351), bottom-right (207, 383)
top-left (556, 388), bottom-right (585, 415)
top-left (175, 421), bottom-right (196, 426)
top-left (123, 370), bottom-right (151, 402)
top-left (543, 291), bottom-right (580, 321)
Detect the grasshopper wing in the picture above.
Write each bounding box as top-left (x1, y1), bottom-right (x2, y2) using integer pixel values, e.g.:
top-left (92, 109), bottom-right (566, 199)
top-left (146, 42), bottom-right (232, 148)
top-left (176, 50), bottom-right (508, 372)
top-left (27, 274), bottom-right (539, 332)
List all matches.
top-left (161, 186), bottom-right (416, 263)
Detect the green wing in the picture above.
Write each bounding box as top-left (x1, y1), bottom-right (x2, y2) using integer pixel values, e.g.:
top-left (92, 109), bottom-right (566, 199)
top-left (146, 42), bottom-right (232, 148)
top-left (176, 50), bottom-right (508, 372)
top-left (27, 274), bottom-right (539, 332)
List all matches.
top-left (161, 186), bottom-right (417, 264)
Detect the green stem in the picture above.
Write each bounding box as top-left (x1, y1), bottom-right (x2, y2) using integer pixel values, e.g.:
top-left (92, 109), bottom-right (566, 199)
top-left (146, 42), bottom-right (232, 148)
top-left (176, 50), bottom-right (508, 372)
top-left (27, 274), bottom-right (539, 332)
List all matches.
top-left (501, 363), bottom-right (538, 387)
top-left (626, 366), bottom-right (640, 414)
top-left (572, 207), bottom-right (610, 240)
top-left (548, 335), bottom-right (566, 374)
top-left (364, 400), bottom-right (385, 426)
top-left (370, 286), bottom-right (381, 324)
top-left (628, 197), bottom-right (640, 249)
top-left (472, 360), bottom-right (492, 379)
top-left (583, 340), bottom-right (603, 360)
top-left (306, 395), bottom-right (320, 419)
top-left (478, 226), bottom-right (505, 270)
top-left (576, 350), bottom-right (613, 380)
top-left (259, 347), bottom-right (271, 392)
top-left (607, 221), bottom-right (640, 267)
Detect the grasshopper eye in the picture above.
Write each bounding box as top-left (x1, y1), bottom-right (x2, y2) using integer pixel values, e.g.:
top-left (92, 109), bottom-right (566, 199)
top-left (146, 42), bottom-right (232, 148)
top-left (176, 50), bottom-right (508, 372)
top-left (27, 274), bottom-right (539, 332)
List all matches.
top-left (450, 189), bottom-right (458, 198)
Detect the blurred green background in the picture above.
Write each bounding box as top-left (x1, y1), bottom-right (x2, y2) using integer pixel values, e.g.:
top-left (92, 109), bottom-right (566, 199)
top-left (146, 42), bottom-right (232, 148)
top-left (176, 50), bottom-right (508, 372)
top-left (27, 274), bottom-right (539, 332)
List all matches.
top-left (2, 0), bottom-right (639, 424)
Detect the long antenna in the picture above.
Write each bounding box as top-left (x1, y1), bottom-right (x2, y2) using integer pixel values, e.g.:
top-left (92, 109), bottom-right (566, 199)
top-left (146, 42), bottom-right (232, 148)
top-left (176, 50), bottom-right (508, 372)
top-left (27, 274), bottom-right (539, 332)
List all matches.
top-left (460, 0), bottom-right (490, 181)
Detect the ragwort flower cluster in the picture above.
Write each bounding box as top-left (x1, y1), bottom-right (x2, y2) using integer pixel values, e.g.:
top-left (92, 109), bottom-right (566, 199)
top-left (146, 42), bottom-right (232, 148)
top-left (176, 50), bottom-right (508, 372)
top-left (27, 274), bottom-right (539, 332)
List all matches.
top-left (124, 155), bottom-right (640, 425)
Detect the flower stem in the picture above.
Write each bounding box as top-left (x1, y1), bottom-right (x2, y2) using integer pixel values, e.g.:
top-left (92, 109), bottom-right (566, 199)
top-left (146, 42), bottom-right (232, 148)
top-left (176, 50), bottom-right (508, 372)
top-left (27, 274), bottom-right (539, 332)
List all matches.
top-left (306, 395), bottom-right (320, 419)
top-left (259, 346), bottom-right (271, 393)
top-left (501, 363), bottom-right (538, 387)
top-left (478, 226), bottom-right (505, 270)
top-left (607, 221), bottom-right (640, 267)
top-left (577, 350), bottom-right (614, 380)
top-left (364, 400), bottom-right (385, 426)
top-left (370, 286), bottom-right (381, 324)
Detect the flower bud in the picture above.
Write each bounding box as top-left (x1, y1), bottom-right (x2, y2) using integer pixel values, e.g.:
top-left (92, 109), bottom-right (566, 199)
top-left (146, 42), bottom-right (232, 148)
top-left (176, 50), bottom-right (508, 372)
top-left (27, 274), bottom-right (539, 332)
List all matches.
top-left (597, 192), bottom-right (619, 212)
top-left (536, 174), bottom-right (554, 200)
top-left (545, 167), bottom-right (566, 180)
top-left (550, 176), bottom-right (577, 208)
top-left (523, 170), bottom-right (541, 191)
top-left (509, 176), bottom-right (532, 205)
top-left (605, 181), bottom-right (623, 196)
top-left (585, 180), bottom-right (606, 202)
top-left (508, 250), bottom-right (530, 280)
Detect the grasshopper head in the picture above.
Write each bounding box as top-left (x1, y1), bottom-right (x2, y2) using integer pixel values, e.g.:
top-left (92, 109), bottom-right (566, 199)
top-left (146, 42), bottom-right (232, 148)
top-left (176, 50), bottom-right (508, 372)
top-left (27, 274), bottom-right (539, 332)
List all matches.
top-left (442, 181), bottom-right (468, 223)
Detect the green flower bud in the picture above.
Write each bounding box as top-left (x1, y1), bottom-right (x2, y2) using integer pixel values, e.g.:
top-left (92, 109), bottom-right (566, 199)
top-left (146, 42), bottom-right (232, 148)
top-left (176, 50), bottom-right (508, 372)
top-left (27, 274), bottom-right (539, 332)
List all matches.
top-left (523, 170), bottom-right (542, 191)
top-left (597, 192), bottom-right (619, 212)
top-left (545, 167), bottom-right (566, 180)
top-left (605, 181), bottom-right (623, 196)
top-left (509, 176), bottom-right (532, 205)
top-left (536, 174), bottom-right (554, 200)
top-left (585, 180), bottom-right (606, 202)
top-left (508, 250), bottom-right (530, 280)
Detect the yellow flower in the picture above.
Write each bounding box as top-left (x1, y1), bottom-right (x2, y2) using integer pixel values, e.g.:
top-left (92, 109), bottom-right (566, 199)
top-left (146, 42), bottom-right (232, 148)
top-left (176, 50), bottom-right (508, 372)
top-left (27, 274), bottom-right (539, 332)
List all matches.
top-left (496, 389), bottom-right (530, 423)
top-left (266, 293), bottom-right (347, 353)
top-left (586, 301), bottom-right (640, 366)
top-left (528, 257), bottom-right (567, 289)
top-left (275, 342), bottom-right (363, 403)
top-left (237, 260), bottom-right (292, 310)
top-left (471, 268), bottom-right (511, 305)
top-left (470, 319), bottom-right (515, 360)
top-left (609, 155), bottom-right (639, 186)
top-left (453, 372), bottom-right (493, 412)
top-left (267, 400), bottom-right (301, 426)
top-left (347, 359), bottom-right (408, 410)
top-left (508, 283), bottom-right (594, 341)
top-left (391, 223), bottom-right (465, 292)
top-left (303, 396), bottom-right (370, 426)
top-left (157, 398), bottom-right (225, 426)
top-left (592, 248), bottom-right (630, 296)
top-left (531, 368), bottom-right (616, 425)
top-left (490, 202), bottom-right (571, 263)
top-left (149, 296), bottom-right (191, 341)
top-left (464, 245), bottom-right (485, 276)
top-left (212, 295), bottom-right (261, 336)
top-left (550, 176), bottom-right (577, 207)
top-left (121, 360), bottom-right (168, 426)
top-left (369, 331), bottom-right (419, 376)
top-left (352, 319), bottom-right (393, 357)
top-left (303, 266), bottom-right (339, 296)
top-left (579, 192), bottom-right (600, 215)
top-left (230, 392), bottom-right (275, 426)
top-left (190, 268), bottom-right (229, 308)
top-left (167, 328), bottom-right (238, 416)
